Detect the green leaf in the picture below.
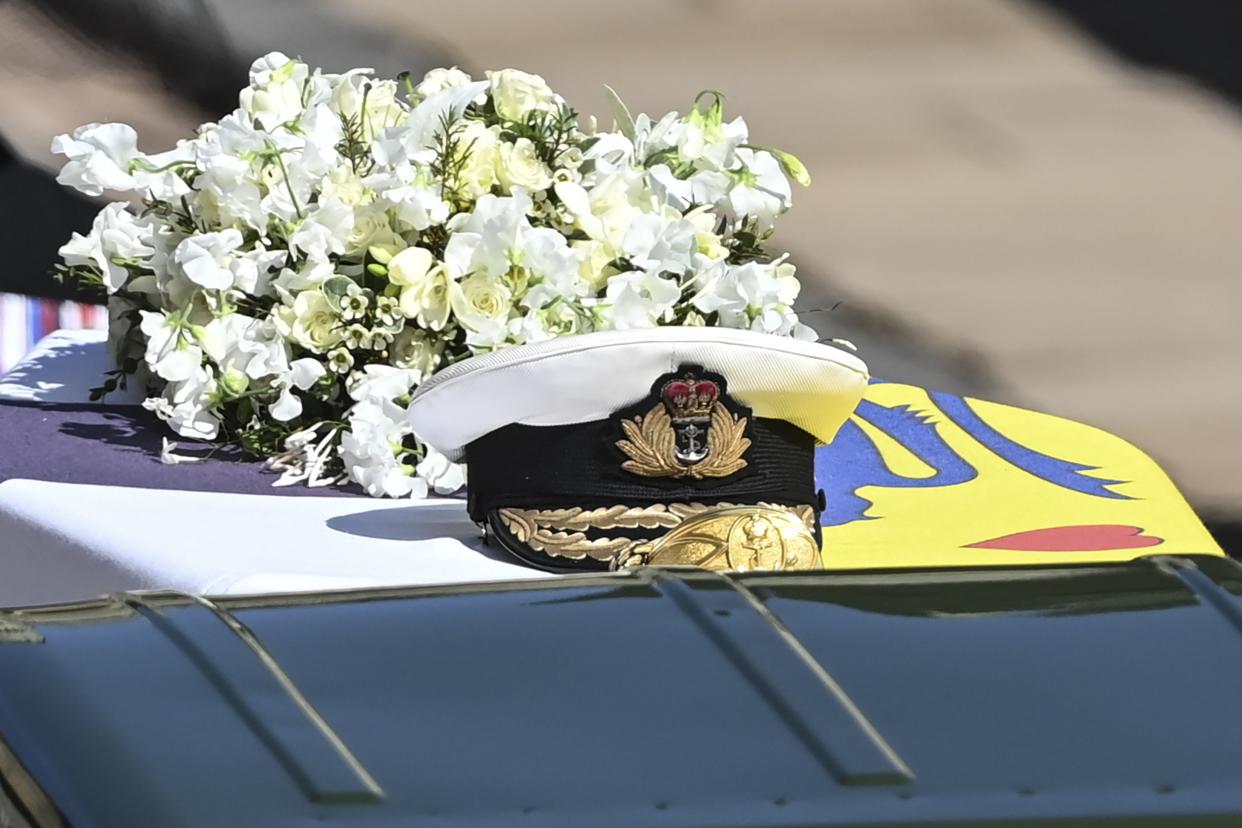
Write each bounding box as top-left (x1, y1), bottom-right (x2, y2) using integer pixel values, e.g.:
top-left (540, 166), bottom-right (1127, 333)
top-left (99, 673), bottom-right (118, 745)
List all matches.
top-left (604, 84), bottom-right (636, 140)
top-left (321, 274), bottom-right (358, 307)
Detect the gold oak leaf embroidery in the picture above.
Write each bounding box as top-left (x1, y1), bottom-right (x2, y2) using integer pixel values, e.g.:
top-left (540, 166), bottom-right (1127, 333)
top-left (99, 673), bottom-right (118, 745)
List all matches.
top-left (616, 402), bottom-right (750, 479)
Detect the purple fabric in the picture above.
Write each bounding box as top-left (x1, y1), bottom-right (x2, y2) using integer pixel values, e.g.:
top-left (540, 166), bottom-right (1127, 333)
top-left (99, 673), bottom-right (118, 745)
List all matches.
top-left (0, 401), bottom-right (363, 496)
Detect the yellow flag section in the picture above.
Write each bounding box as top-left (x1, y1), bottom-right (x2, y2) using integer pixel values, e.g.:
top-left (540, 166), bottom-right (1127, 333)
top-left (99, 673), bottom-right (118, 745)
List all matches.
top-left (816, 381), bottom-right (1221, 569)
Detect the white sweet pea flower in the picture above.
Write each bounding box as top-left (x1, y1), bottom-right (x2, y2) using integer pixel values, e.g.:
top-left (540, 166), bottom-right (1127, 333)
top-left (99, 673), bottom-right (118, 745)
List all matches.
top-left (340, 397), bottom-right (420, 498)
top-left (520, 228), bottom-right (584, 309)
top-left (228, 246), bottom-right (288, 297)
top-left (621, 214), bottom-right (697, 276)
top-left (726, 148), bottom-right (793, 229)
top-left (347, 364), bottom-right (419, 402)
top-left (381, 183), bottom-right (451, 231)
top-left (289, 198), bottom-right (355, 261)
top-left (198, 314), bottom-right (291, 380)
top-left (240, 52), bottom-right (308, 130)
top-left (51, 123), bottom-right (142, 196)
top-left (131, 143), bottom-right (195, 201)
top-left (404, 80), bottom-right (490, 151)
top-left (143, 365), bottom-right (220, 440)
top-left (415, 445), bottom-right (465, 495)
top-left (58, 203), bottom-right (154, 293)
top-left (269, 388), bottom-right (303, 422)
top-left (140, 311), bottom-right (202, 382)
top-left (267, 357), bottom-right (326, 423)
top-left (692, 259), bottom-right (805, 336)
top-left (173, 230), bottom-right (245, 290)
top-left (646, 164), bottom-right (692, 211)
top-left (604, 270), bottom-right (681, 329)
top-left (443, 192), bottom-right (532, 279)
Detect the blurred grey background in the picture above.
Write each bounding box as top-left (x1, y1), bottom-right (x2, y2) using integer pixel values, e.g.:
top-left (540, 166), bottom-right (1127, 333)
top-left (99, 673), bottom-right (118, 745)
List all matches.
top-left (0, 0), bottom-right (1238, 541)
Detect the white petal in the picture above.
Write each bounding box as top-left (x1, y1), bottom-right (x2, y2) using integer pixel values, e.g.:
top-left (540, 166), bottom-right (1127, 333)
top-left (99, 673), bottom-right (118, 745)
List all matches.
top-left (289, 358), bottom-right (326, 390)
top-left (269, 388), bottom-right (304, 422)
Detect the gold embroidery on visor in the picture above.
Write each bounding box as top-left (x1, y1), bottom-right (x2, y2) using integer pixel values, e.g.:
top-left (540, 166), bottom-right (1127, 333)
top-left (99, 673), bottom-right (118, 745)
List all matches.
top-left (497, 502), bottom-right (818, 571)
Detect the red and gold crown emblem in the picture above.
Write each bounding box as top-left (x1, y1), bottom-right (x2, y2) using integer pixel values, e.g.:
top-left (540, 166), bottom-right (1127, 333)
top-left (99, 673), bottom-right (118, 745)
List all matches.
top-left (661, 377), bottom-right (719, 423)
top-left (616, 367), bottom-right (750, 478)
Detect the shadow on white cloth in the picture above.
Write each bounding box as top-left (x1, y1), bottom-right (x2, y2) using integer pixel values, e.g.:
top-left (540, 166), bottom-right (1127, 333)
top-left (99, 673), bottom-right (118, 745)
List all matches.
top-left (0, 480), bottom-right (550, 607)
top-left (0, 329), bottom-right (144, 404)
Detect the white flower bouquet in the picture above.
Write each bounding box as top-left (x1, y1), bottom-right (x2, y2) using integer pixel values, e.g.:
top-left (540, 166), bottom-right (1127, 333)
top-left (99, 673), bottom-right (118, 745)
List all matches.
top-left (53, 53), bottom-right (818, 497)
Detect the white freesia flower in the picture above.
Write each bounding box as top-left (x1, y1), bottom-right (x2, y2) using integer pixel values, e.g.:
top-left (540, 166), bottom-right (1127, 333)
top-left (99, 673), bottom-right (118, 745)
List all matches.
top-left (51, 123), bottom-right (142, 196)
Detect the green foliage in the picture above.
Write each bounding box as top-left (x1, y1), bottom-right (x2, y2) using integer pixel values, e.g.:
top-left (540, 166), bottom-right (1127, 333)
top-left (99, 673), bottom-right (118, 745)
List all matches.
top-left (503, 104), bottom-right (580, 166)
top-left (429, 111), bottom-right (477, 207)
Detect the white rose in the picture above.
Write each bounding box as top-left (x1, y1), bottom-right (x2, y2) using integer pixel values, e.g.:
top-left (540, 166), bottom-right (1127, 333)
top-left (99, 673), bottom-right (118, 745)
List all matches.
top-left (487, 69), bottom-right (559, 122)
top-left (495, 138), bottom-right (552, 193)
top-left (455, 121), bottom-right (499, 198)
top-left (279, 289), bottom-right (344, 353)
top-left (416, 67), bottom-right (473, 98)
top-left (320, 165), bottom-right (371, 206)
top-left (391, 328), bottom-right (444, 380)
top-left (331, 78), bottom-right (405, 137)
top-left (450, 274), bottom-right (512, 347)
top-left (345, 208), bottom-right (402, 257)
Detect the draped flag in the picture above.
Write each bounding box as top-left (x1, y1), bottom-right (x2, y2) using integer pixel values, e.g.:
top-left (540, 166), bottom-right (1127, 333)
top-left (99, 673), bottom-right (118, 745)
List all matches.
top-left (817, 381), bottom-right (1221, 568)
